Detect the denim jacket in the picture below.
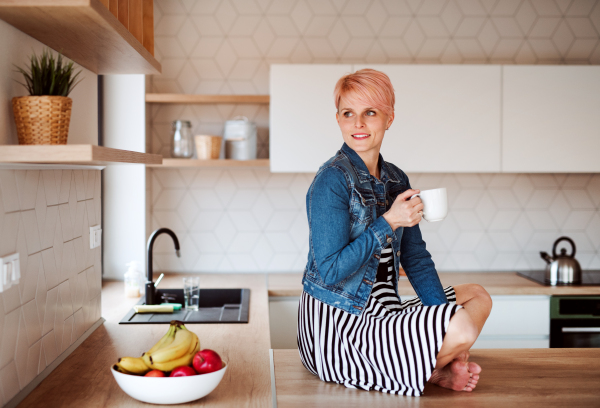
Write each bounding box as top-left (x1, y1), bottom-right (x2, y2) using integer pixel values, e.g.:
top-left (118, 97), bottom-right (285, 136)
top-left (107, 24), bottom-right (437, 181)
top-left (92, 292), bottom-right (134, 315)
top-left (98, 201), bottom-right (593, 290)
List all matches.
top-left (302, 143), bottom-right (448, 316)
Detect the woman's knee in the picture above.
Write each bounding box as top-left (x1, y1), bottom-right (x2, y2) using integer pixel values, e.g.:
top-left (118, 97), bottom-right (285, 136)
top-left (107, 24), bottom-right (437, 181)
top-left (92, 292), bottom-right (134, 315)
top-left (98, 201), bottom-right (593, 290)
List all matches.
top-left (455, 284), bottom-right (492, 309)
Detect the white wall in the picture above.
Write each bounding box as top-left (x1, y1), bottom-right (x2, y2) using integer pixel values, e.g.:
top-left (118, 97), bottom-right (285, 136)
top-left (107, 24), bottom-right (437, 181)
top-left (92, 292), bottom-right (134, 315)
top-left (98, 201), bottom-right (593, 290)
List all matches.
top-left (101, 75), bottom-right (147, 280)
top-left (0, 20), bottom-right (97, 146)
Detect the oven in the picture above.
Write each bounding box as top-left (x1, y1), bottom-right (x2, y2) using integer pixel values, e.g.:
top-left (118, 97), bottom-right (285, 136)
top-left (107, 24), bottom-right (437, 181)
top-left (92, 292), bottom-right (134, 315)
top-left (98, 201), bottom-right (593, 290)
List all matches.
top-left (550, 296), bottom-right (600, 348)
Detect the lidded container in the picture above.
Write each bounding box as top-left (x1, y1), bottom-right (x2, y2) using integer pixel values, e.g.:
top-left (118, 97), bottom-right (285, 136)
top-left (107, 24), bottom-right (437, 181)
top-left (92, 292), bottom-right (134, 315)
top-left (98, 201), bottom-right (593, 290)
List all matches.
top-left (171, 120), bottom-right (194, 158)
top-left (124, 261), bottom-right (143, 298)
top-left (223, 116), bottom-right (257, 160)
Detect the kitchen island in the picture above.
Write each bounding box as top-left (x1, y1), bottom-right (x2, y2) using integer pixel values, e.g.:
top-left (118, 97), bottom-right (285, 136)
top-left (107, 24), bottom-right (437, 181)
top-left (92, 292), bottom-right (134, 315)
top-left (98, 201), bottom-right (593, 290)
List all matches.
top-left (272, 348), bottom-right (600, 407)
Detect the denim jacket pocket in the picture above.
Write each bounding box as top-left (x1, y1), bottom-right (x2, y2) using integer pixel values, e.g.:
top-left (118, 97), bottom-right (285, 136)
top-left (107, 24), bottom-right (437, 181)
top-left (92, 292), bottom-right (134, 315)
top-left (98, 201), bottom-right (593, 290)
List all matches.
top-left (350, 187), bottom-right (376, 224)
top-left (386, 182), bottom-right (409, 203)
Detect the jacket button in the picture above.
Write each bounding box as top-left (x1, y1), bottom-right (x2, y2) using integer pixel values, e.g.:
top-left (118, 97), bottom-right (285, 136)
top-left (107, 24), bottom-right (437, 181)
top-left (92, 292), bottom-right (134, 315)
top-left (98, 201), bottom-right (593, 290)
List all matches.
top-left (396, 251), bottom-right (401, 256)
top-left (386, 237), bottom-right (392, 243)
top-left (352, 306), bottom-right (363, 310)
top-left (363, 279), bottom-right (373, 285)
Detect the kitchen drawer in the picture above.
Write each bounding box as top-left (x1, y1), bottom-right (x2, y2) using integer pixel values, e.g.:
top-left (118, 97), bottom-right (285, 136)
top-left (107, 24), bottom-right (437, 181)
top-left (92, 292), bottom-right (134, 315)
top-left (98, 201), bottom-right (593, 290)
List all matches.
top-left (479, 295), bottom-right (550, 337)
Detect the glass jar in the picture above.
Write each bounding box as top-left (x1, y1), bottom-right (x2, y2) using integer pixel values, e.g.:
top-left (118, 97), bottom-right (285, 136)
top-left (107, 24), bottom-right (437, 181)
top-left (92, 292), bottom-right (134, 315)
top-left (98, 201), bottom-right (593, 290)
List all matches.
top-left (171, 120), bottom-right (194, 158)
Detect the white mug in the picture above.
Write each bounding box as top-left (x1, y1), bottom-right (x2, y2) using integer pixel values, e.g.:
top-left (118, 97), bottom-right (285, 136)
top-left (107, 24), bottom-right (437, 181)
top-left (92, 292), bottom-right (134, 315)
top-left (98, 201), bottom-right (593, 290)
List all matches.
top-left (410, 188), bottom-right (448, 222)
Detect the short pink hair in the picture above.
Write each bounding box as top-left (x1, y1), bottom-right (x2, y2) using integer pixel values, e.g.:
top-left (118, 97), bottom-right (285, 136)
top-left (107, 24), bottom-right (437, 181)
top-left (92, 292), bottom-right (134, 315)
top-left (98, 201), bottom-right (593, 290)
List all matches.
top-left (333, 69), bottom-right (395, 117)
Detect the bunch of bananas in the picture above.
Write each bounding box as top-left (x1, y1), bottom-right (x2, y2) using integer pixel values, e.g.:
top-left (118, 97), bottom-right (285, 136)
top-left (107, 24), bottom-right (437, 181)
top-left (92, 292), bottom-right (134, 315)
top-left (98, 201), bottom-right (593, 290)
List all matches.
top-left (114, 320), bottom-right (200, 375)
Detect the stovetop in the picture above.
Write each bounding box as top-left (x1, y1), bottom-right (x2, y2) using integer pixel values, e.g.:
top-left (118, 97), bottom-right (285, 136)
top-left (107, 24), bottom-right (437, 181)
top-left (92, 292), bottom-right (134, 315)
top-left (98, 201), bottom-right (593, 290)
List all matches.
top-left (517, 270), bottom-right (600, 286)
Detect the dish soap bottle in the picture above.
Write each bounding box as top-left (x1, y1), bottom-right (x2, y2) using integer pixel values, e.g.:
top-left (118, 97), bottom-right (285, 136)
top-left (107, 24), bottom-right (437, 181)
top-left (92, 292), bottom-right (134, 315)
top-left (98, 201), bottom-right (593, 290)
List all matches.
top-left (124, 261), bottom-right (142, 298)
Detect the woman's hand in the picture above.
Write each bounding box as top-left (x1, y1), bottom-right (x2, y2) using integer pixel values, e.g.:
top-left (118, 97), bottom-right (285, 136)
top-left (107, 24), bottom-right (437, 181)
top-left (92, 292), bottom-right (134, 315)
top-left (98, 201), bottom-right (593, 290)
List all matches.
top-left (382, 189), bottom-right (423, 230)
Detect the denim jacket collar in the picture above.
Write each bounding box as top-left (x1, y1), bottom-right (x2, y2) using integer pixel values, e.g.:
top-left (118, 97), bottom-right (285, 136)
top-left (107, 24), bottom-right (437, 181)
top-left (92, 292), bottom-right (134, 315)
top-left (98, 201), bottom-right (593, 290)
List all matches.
top-left (340, 143), bottom-right (402, 184)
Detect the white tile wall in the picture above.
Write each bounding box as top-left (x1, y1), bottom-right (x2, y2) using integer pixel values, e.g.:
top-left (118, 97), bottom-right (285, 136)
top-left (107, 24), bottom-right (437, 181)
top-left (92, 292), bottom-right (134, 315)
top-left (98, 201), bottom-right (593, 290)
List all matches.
top-left (148, 0), bottom-right (600, 273)
top-left (0, 170), bottom-right (102, 406)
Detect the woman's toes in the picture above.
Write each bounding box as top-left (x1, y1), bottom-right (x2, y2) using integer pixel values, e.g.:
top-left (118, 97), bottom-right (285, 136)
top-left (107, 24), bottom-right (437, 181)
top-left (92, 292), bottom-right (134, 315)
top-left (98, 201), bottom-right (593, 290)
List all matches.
top-left (467, 362), bottom-right (482, 374)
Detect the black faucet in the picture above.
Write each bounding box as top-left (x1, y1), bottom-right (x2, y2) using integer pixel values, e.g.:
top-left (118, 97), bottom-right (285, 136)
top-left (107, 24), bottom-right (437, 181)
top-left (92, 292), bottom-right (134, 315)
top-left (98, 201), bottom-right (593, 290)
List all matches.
top-left (146, 228), bottom-right (180, 305)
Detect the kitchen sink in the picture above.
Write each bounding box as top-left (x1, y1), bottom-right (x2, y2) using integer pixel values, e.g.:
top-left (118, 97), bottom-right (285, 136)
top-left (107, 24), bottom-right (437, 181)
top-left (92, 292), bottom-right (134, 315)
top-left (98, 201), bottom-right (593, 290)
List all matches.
top-left (119, 288), bottom-right (250, 324)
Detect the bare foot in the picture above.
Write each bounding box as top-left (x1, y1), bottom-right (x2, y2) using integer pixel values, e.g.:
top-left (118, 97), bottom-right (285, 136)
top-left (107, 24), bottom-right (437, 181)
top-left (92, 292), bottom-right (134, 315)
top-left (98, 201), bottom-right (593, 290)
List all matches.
top-left (429, 352), bottom-right (482, 392)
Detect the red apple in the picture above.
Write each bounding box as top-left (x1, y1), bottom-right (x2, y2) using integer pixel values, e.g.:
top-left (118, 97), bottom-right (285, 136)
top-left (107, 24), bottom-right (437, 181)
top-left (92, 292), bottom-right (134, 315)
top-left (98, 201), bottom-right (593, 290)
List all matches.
top-left (193, 349), bottom-right (223, 374)
top-left (169, 366), bottom-right (197, 377)
top-left (144, 370), bottom-right (165, 377)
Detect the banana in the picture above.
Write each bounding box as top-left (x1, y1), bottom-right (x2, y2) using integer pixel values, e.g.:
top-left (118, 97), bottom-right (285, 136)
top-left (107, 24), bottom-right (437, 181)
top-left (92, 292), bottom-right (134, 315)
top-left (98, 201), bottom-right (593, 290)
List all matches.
top-left (143, 324), bottom-right (177, 356)
top-left (149, 335), bottom-right (200, 372)
top-left (113, 363), bottom-right (134, 375)
top-left (118, 356), bottom-right (151, 375)
top-left (143, 325), bottom-right (195, 366)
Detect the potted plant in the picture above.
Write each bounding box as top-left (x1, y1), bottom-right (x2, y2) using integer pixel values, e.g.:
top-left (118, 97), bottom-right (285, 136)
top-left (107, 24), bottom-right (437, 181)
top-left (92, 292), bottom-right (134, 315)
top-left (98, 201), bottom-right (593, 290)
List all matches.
top-left (12, 48), bottom-right (82, 145)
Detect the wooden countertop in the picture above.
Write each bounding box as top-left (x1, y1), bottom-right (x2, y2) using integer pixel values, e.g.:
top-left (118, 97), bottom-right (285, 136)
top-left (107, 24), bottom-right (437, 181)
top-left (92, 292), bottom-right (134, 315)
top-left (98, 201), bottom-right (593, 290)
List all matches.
top-left (268, 272), bottom-right (600, 297)
top-left (17, 274), bottom-right (271, 407)
top-left (272, 348), bottom-right (600, 407)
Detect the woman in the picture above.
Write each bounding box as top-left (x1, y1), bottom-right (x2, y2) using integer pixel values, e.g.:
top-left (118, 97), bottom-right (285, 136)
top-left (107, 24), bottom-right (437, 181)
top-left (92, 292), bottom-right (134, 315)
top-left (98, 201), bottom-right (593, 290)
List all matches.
top-left (297, 69), bottom-right (493, 396)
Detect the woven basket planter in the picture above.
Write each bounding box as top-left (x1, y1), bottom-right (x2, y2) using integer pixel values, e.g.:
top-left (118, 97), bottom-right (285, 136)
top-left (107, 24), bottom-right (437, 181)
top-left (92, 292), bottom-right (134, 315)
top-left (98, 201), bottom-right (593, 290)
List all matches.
top-left (12, 96), bottom-right (72, 145)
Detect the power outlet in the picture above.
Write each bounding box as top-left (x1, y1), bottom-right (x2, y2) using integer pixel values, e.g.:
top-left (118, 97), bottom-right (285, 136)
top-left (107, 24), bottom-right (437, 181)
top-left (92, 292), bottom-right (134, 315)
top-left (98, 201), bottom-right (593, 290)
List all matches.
top-left (90, 225), bottom-right (102, 249)
top-left (0, 253), bottom-right (20, 293)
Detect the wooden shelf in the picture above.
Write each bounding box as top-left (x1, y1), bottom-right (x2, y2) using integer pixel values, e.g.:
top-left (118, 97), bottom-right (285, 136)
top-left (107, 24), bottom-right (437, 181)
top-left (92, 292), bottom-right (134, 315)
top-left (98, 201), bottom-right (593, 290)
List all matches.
top-left (0, 145), bottom-right (162, 165)
top-left (0, 0), bottom-right (161, 74)
top-left (145, 94), bottom-right (270, 104)
top-left (148, 159), bottom-right (269, 168)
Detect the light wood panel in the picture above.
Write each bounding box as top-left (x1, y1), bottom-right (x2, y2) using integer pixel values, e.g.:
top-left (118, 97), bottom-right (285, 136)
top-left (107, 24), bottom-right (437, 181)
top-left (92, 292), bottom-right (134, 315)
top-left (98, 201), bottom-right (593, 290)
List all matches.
top-left (18, 274), bottom-right (272, 407)
top-left (142, 0), bottom-right (153, 55)
top-left (145, 94), bottom-right (270, 104)
top-left (273, 348), bottom-right (600, 407)
top-left (0, 0), bottom-right (161, 74)
top-left (147, 158), bottom-right (269, 168)
top-left (268, 272), bottom-right (600, 297)
top-left (0, 145), bottom-right (162, 165)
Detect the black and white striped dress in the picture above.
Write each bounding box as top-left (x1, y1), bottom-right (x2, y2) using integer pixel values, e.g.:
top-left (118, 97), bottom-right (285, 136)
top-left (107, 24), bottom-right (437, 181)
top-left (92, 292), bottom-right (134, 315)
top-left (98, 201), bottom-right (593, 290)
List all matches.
top-left (297, 246), bottom-right (461, 396)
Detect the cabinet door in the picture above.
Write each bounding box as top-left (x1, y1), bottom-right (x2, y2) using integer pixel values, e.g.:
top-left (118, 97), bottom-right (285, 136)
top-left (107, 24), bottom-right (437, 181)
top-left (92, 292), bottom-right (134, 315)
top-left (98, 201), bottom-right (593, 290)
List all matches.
top-left (270, 64), bottom-right (352, 172)
top-left (503, 66), bottom-right (600, 172)
top-left (354, 64), bottom-right (502, 173)
top-left (474, 295), bottom-right (550, 349)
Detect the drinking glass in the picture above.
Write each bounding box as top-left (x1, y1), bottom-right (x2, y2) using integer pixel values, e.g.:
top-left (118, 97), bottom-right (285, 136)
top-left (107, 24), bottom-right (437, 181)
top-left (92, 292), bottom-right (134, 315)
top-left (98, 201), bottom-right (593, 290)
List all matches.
top-left (183, 277), bottom-right (200, 311)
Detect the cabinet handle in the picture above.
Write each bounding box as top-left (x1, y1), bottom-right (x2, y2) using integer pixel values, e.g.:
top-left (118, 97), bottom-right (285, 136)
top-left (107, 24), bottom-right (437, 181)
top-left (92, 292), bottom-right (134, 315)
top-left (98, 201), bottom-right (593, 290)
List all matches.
top-left (561, 327), bottom-right (600, 333)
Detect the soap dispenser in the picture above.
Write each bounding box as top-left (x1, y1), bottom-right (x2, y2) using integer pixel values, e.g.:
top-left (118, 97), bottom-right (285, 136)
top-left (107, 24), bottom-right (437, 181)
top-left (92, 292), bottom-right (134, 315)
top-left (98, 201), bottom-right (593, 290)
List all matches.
top-left (124, 261), bottom-right (143, 298)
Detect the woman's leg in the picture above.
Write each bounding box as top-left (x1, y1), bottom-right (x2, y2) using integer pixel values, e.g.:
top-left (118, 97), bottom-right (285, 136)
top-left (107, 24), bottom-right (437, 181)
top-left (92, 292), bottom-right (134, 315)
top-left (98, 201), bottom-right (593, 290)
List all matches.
top-left (429, 284), bottom-right (492, 391)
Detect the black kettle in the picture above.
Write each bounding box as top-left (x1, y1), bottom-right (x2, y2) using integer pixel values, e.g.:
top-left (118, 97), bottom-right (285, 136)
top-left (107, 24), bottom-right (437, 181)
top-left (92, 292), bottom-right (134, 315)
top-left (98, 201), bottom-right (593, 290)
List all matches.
top-left (540, 236), bottom-right (582, 285)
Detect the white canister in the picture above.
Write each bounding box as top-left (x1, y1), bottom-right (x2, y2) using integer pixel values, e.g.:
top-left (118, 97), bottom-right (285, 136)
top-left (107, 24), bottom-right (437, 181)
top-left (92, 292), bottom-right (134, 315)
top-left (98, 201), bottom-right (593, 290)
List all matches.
top-left (223, 116), bottom-right (257, 160)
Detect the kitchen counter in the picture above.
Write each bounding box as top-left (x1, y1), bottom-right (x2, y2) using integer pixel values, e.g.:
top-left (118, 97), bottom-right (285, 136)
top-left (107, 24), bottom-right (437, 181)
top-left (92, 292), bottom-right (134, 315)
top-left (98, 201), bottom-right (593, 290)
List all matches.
top-left (268, 272), bottom-right (600, 297)
top-left (16, 274), bottom-right (271, 408)
top-left (272, 348), bottom-right (600, 407)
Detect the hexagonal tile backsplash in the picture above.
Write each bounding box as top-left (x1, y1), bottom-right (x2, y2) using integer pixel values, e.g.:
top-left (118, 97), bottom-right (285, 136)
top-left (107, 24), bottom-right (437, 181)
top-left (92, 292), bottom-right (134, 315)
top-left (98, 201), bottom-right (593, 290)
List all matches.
top-left (0, 169), bottom-right (102, 405)
top-left (150, 169), bottom-right (600, 273)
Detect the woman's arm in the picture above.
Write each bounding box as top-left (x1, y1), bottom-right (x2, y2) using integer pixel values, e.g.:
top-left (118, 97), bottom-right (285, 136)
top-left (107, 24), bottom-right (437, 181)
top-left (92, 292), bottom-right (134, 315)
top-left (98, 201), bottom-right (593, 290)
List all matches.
top-left (400, 224), bottom-right (448, 306)
top-left (309, 167), bottom-right (394, 286)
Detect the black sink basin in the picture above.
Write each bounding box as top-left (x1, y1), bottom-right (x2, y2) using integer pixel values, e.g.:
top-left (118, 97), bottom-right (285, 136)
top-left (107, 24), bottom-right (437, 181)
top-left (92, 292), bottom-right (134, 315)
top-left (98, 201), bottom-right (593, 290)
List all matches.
top-left (119, 288), bottom-right (250, 324)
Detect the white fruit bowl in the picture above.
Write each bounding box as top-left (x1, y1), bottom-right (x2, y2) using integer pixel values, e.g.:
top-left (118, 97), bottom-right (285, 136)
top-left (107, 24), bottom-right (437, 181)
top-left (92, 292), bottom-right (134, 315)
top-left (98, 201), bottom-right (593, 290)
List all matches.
top-left (111, 363), bottom-right (227, 404)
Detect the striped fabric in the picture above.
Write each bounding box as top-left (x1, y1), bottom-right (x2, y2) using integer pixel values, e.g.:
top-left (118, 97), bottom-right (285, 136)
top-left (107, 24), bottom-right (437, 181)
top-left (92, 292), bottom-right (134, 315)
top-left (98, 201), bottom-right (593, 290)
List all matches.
top-left (297, 246), bottom-right (461, 396)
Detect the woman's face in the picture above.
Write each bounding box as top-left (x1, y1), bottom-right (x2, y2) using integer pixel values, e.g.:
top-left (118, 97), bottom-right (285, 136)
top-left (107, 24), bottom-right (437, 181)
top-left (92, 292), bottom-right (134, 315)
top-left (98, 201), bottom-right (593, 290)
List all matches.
top-left (336, 94), bottom-right (394, 158)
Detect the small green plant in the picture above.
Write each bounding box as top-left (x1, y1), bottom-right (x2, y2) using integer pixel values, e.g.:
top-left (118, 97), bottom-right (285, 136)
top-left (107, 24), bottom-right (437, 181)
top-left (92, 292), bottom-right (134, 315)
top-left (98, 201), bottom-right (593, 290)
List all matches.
top-left (15, 48), bottom-right (82, 97)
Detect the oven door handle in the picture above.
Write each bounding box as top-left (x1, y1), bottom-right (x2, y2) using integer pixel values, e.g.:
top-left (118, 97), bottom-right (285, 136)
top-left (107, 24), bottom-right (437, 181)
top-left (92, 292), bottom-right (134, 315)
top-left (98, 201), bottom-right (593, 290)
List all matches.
top-left (561, 327), bottom-right (600, 333)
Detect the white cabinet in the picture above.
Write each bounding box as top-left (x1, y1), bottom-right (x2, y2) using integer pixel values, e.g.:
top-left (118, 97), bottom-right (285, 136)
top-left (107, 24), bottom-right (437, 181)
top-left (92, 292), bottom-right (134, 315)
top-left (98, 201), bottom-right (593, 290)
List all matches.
top-left (269, 295), bottom-right (550, 350)
top-left (502, 66), bottom-right (600, 173)
top-left (270, 64), bottom-right (352, 173)
top-left (355, 64), bottom-right (502, 173)
top-left (473, 295), bottom-right (549, 349)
